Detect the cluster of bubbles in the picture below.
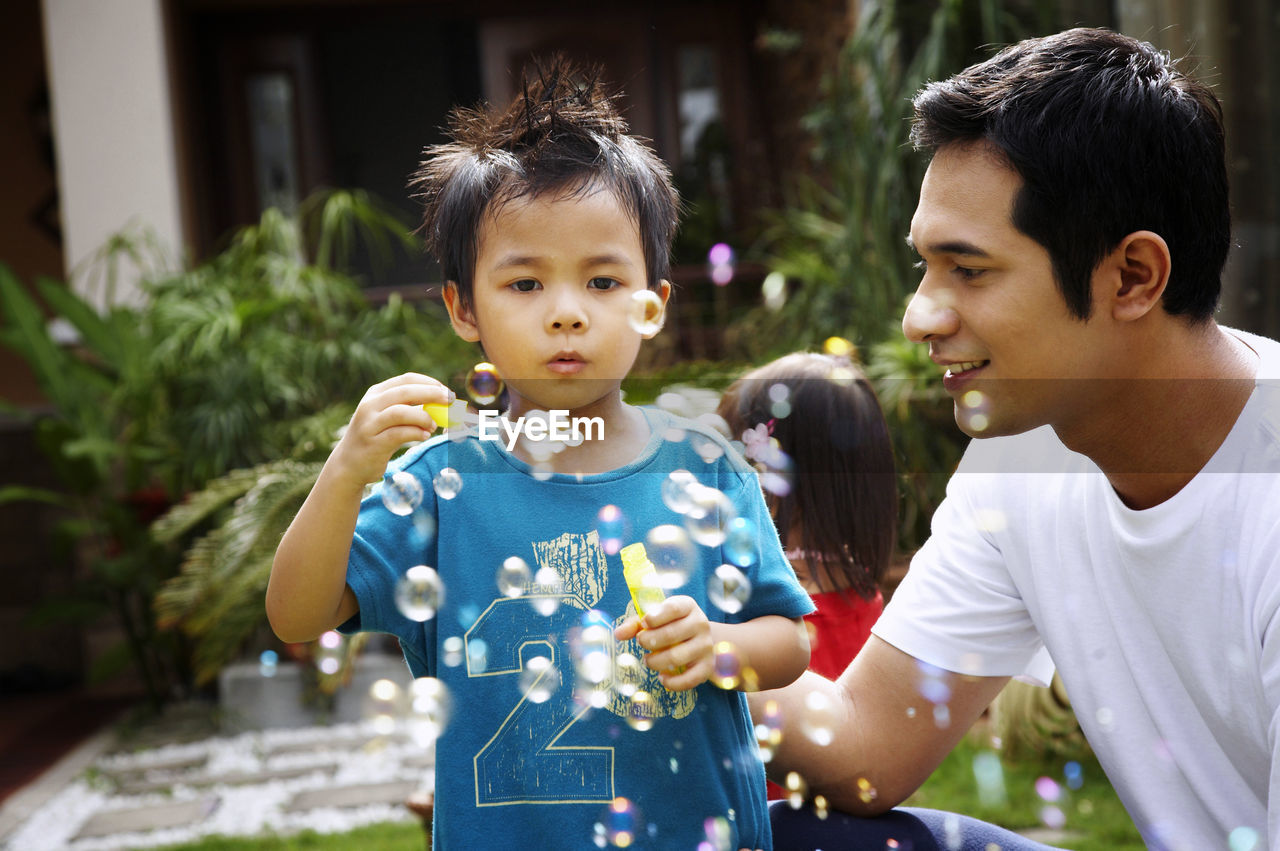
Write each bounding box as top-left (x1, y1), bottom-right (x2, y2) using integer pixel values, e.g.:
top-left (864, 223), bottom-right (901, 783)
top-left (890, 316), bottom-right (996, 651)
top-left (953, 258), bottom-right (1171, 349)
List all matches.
top-left (959, 389), bottom-right (992, 433)
top-left (707, 242), bottom-right (736, 286)
top-left (350, 674), bottom-right (453, 746)
top-left (592, 797), bottom-right (642, 848)
top-left (1035, 774), bottom-right (1067, 829)
top-left (314, 630), bottom-right (345, 676)
top-left (915, 660), bottom-right (953, 729)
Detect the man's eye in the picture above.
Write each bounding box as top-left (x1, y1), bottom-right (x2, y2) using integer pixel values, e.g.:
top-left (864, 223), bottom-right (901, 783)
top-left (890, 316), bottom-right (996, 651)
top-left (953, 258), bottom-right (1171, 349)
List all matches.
top-left (511, 279), bottom-right (540, 292)
top-left (588, 277), bottom-right (620, 291)
top-left (955, 266), bottom-right (984, 280)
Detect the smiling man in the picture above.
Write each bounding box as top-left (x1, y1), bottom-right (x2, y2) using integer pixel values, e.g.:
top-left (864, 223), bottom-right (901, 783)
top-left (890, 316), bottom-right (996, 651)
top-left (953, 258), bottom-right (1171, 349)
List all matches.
top-left (757, 27), bottom-right (1280, 851)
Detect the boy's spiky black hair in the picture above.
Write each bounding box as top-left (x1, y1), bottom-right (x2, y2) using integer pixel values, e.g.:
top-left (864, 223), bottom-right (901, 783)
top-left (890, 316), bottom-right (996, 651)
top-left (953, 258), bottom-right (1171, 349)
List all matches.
top-left (411, 56), bottom-right (679, 308)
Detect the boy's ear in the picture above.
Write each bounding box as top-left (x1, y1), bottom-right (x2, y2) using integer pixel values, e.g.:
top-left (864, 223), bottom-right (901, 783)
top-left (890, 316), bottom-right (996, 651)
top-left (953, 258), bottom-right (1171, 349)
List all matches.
top-left (639, 280), bottom-right (673, 340)
top-left (442, 282), bottom-right (481, 342)
top-left (1097, 230), bottom-right (1171, 323)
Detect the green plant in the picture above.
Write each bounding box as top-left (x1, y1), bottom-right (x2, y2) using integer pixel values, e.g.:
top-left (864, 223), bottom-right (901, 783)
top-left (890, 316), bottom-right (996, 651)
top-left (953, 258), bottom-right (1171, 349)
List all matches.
top-left (865, 326), bottom-right (968, 551)
top-left (0, 190), bottom-right (474, 705)
top-left (735, 0), bottom-right (973, 358)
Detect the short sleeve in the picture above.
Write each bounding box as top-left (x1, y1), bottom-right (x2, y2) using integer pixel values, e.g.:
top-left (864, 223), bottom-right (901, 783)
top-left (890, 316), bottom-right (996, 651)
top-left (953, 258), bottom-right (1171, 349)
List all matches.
top-left (720, 463), bottom-right (816, 624)
top-left (872, 459), bottom-right (1054, 686)
top-left (341, 451), bottom-right (441, 679)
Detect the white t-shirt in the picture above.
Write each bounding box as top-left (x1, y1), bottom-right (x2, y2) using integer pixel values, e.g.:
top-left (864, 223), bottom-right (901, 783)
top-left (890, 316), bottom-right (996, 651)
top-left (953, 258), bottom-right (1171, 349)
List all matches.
top-left (874, 329), bottom-right (1280, 849)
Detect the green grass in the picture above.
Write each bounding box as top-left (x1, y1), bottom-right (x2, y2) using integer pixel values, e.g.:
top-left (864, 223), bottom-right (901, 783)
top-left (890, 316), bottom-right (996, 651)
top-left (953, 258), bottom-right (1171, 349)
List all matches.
top-left (149, 732), bottom-right (1142, 851)
top-left (149, 820), bottom-right (425, 851)
top-left (906, 733), bottom-right (1145, 851)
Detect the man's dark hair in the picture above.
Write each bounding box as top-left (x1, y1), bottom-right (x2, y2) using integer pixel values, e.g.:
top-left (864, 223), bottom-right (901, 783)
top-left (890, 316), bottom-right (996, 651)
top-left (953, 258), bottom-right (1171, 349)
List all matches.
top-left (411, 57), bottom-right (679, 310)
top-left (911, 27), bottom-right (1229, 321)
top-left (717, 353), bottom-right (898, 600)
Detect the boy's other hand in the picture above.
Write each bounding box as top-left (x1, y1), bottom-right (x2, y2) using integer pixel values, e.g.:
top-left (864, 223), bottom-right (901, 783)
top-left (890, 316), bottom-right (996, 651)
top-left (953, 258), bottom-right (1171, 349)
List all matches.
top-left (332, 373), bottom-right (453, 486)
top-left (625, 595), bottom-right (713, 692)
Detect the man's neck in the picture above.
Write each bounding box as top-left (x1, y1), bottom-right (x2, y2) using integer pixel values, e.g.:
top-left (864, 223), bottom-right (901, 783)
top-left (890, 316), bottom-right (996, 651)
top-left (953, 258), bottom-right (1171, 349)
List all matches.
top-left (1058, 324), bottom-right (1257, 510)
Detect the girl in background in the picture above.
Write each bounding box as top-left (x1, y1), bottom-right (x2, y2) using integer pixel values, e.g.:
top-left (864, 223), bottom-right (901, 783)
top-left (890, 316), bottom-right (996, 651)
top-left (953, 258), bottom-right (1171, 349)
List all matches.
top-left (717, 351), bottom-right (898, 679)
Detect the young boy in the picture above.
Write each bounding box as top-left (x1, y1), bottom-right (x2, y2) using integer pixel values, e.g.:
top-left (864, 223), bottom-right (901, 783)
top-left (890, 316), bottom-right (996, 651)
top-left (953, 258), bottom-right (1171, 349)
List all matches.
top-left (267, 61), bottom-right (812, 850)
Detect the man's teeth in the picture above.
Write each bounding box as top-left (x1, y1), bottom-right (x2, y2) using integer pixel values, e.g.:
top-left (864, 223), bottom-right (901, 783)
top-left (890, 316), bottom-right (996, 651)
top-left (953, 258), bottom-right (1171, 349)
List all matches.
top-left (948, 360), bottom-right (986, 374)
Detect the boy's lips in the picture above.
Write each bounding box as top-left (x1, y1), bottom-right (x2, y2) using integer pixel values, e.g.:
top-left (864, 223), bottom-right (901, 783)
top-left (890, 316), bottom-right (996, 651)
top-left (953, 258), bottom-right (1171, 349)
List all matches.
top-left (547, 352), bottom-right (587, 375)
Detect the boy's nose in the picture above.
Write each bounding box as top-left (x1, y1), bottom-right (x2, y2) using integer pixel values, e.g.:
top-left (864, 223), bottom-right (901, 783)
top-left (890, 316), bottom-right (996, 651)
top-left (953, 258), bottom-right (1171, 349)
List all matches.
top-left (547, 292), bottom-right (589, 332)
top-left (901, 285), bottom-right (958, 343)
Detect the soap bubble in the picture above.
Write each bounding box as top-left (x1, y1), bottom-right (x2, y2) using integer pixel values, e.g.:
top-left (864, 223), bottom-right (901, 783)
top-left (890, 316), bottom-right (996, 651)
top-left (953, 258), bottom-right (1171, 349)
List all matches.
top-left (395, 564), bottom-right (443, 621)
top-left (822, 336), bottom-right (856, 358)
top-left (645, 524), bottom-right (696, 590)
top-left (762, 271), bottom-right (787, 311)
top-left (466, 362), bottom-right (503, 405)
top-left (595, 797), bottom-right (641, 848)
top-left (1229, 827), bottom-right (1261, 851)
top-left (496, 556), bottom-right (532, 598)
top-left (627, 690), bottom-right (656, 731)
top-left (530, 566), bottom-right (563, 616)
top-left (708, 564), bottom-right (752, 614)
top-left (442, 636), bottom-right (464, 667)
top-left (381, 470), bottom-right (423, 516)
top-left (784, 771), bottom-right (808, 809)
top-left (614, 652), bottom-right (643, 698)
top-left (723, 516), bottom-right (757, 567)
top-left (432, 467), bottom-right (463, 500)
top-left (596, 504), bottom-right (627, 555)
top-left (407, 677), bottom-right (451, 745)
top-left (755, 698), bottom-right (784, 763)
top-left (683, 485), bottom-right (737, 547)
top-left (258, 650), bottom-right (279, 678)
top-left (707, 243), bottom-right (736, 286)
top-left (711, 641), bottom-right (742, 689)
top-left (703, 816), bottom-right (733, 851)
top-left (972, 750), bottom-right (1007, 807)
top-left (627, 289), bottom-right (665, 335)
top-left (1034, 776), bottom-right (1062, 802)
top-left (519, 654), bottom-right (559, 703)
top-left (661, 469), bottom-right (699, 514)
top-left (571, 611), bottom-right (614, 686)
top-left (800, 689), bottom-right (837, 746)
top-left (1063, 760), bottom-right (1083, 789)
top-left (315, 630), bottom-right (344, 675)
top-left (365, 678), bottom-right (402, 734)
top-left (959, 389), bottom-right (991, 433)
top-left (467, 637), bottom-right (489, 674)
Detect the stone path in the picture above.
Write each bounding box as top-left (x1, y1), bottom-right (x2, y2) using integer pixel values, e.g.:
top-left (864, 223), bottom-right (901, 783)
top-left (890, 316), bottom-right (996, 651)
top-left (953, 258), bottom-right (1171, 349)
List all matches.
top-left (0, 714), bottom-right (435, 851)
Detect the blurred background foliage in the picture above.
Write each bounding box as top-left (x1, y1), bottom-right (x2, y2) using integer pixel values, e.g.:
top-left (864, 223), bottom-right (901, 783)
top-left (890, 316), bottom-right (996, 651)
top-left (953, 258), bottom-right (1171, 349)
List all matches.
top-left (0, 191), bottom-right (473, 703)
top-left (1, 0), bottom-right (1061, 704)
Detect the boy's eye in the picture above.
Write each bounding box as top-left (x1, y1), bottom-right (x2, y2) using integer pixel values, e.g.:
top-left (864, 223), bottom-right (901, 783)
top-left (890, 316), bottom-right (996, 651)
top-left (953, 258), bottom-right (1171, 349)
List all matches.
top-left (510, 279), bottom-right (540, 293)
top-left (587, 277), bottom-right (620, 291)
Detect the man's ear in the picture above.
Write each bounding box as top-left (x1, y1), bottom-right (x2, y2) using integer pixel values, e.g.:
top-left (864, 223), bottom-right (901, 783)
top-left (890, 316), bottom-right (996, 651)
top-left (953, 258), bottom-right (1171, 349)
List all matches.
top-left (638, 280), bottom-right (673, 339)
top-left (1099, 231), bottom-right (1171, 322)
top-left (442, 282), bottom-right (481, 342)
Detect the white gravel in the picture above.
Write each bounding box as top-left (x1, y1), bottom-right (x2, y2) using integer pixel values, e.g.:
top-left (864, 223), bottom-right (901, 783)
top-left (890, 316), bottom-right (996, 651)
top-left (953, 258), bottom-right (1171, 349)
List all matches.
top-left (3, 720), bottom-right (432, 851)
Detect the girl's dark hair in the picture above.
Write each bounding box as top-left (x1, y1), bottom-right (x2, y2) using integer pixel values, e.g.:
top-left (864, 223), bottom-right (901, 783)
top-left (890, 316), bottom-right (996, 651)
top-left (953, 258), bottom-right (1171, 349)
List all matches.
top-left (911, 27), bottom-right (1229, 321)
top-left (410, 56), bottom-right (679, 310)
top-left (717, 352), bottom-right (897, 599)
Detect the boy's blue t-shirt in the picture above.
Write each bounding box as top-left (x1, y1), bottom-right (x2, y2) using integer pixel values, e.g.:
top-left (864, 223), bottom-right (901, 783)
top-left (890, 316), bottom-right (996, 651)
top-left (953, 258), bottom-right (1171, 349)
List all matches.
top-left (342, 406), bottom-right (814, 850)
